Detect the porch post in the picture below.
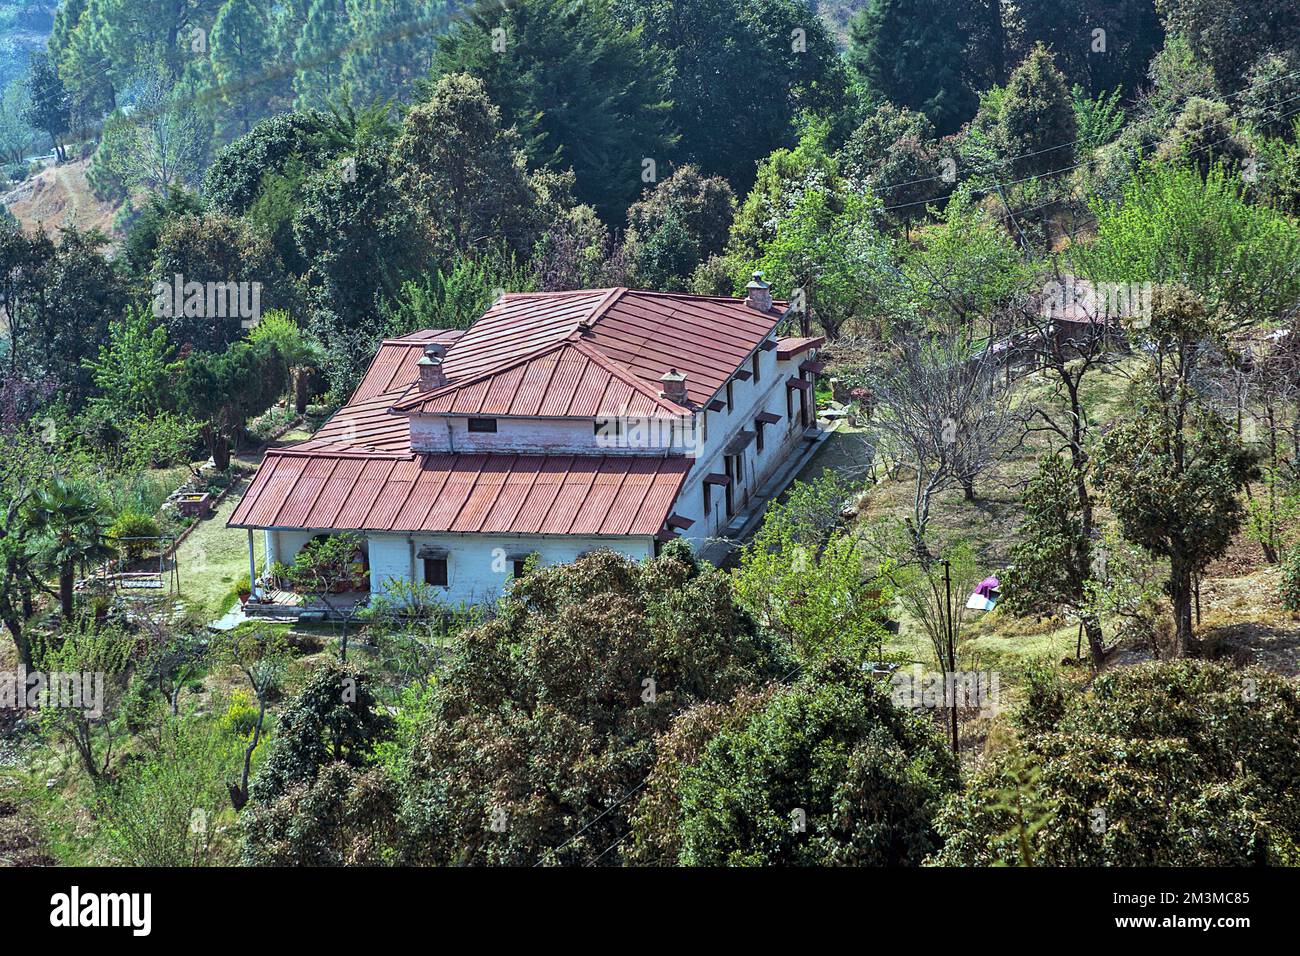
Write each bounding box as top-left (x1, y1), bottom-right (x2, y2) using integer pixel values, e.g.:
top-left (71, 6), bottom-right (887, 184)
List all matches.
top-left (247, 529), bottom-right (258, 601)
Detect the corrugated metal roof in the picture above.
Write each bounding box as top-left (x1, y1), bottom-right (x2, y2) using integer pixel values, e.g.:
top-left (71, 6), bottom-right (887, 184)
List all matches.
top-left (229, 451), bottom-right (690, 536)
top-left (351, 330), bottom-right (464, 403)
top-left (391, 340), bottom-right (690, 418)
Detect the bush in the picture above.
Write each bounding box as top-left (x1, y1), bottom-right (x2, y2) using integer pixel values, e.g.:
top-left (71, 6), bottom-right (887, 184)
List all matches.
top-left (107, 512), bottom-right (161, 561)
top-left (218, 689), bottom-right (261, 739)
top-left (933, 660), bottom-right (1300, 865)
top-left (1015, 657), bottom-right (1071, 735)
top-left (664, 659), bottom-right (959, 866)
top-left (1279, 548), bottom-right (1300, 611)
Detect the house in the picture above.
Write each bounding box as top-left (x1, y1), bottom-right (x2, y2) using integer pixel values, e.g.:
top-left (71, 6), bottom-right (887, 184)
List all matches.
top-left (228, 278), bottom-right (825, 607)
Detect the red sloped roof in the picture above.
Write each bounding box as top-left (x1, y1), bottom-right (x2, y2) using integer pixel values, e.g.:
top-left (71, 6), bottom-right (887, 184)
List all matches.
top-left (350, 330), bottom-right (465, 403)
top-left (228, 451), bottom-right (690, 536)
top-left (391, 339), bottom-right (690, 418)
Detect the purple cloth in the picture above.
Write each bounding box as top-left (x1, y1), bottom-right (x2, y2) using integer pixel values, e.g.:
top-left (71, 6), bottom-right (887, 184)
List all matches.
top-left (975, 575), bottom-right (1000, 597)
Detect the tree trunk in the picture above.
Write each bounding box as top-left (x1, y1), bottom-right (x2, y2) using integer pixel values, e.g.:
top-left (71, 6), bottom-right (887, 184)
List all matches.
top-left (59, 565), bottom-right (74, 619)
top-left (212, 434), bottom-right (231, 471)
top-left (960, 475), bottom-right (975, 501)
top-left (1168, 557), bottom-right (1195, 658)
top-left (293, 367), bottom-right (309, 414)
top-left (1082, 615), bottom-right (1106, 670)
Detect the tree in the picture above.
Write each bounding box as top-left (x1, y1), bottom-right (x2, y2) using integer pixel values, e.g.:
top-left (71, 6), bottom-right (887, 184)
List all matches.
top-left (292, 0), bottom-right (349, 108)
top-left (847, 0), bottom-right (977, 137)
top-left (209, 0), bottom-right (276, 138)
top-left (934, 660), bottom-right (1300, 865)
top-left (285, 533), bottom-right (368, 662)
top-left (85, 307), bottom-right (178, 420)
top-left (23, 476), bottom-right (115, 620)
top-left (999, 44), bottom-right (1078, 179)
top-left (248, 662), bottom-right (393, 804)
top-left (1002, 455), bottom-right (1109, 667)
top-left (391, 543), bottom-right (790, 866)
top-left (1012, 0), bottom-right (1164, 99)
top-left (1074, 163), bottom-right (1300, 331)
top-left (210, 626), bottom-right (290, 810)
top-left (35, 622), bottom-right (134, 779)
top-left (431, 0), bottom-right (676, 222)
top-left (733, 473), bottom-right (892, 663)
top-left (616, 0), bottom-right (849, 192)
top-left (0, 80), bottom-right (38, 165)
top-left (176, 339), bottom-right (285, 469)
top-left (96, 716), bottom-right (232, 865)
top-left (665, 659), bottom-right (959, 865)
top-left (866, 333), bottom-right (1017, 543)
top-left (1094, 286), bottom-right (1256, 656)
top-left (95, 68), bottom-right (207, 193)
top-left (22, 51), bottom-right (70, 161)
top-left (1156, 0), bottom-right (1300, 90)
top-left (393, 73), bottom-right (552, 263)
top-left (622, 165), bottom-right (735, 291)
top-left (1155, 96), bottom-right (1250, 175)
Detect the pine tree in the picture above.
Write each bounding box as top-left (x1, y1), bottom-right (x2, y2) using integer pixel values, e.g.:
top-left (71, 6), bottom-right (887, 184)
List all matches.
top-left (847, 0), bottom-right (978, 137)
top-left (999, 44), bottom-right (1078, 178)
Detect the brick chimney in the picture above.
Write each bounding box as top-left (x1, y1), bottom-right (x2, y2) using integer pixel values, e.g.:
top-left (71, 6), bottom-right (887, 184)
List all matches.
top-left (416, 343), bottom-right (447, 391)
top-left (745, 271), bottom-right (772, 312)
top-left (659, 368), bottom-right (688, 403)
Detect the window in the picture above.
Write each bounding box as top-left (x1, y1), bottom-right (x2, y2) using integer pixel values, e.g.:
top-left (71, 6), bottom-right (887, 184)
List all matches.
top-left (756, 422), bottom-right (765, 453)
top-left (726, 381), bottom-right (734, 411)
top-left (752, 353), bottom-right (761, 383)
top-left (703, 483), bottom-right (712, 515)
top-left (786, 387), bottom-right (793, 420)
top-left (423, 556), bottom-right (448, 587)
top-left (594, 417), bottom-right (623, 436)
top-left (511, 558), bottom-right (528, 578)
top-left (467, 418), bottom-right (497, 433)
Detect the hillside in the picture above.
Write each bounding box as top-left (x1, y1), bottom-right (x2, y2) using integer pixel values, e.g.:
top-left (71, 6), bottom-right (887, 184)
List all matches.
top-left (0, 157), bottom-right (120, 238)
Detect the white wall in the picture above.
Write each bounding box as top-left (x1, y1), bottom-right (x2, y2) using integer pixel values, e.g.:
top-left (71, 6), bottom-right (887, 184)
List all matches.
top-left (368, 532), bottom-right (655, 605)
top-left (410, 414), bottom-right (698, 456)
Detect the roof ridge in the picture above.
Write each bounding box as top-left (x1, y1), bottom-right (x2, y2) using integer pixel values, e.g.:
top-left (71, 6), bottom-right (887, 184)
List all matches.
top-left (388, 337), bottom-right (579, 411)
top-left (566, 339), bottom-right (691, 413)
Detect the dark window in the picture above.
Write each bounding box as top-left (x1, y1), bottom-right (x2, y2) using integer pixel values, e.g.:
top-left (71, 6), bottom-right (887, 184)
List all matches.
top-left (786, 387), bottom-right (793, 419)
top-left (511, 559), bottom-right (528, 578)
top-left (703, 483), bottom-right (712, 515)
top-left (467, 418), bottom-right (497, 433)
top-left (594, 418), bottom-right (623, 436)
top-left (423, 557), bottom-right (448, 587)
top-left (726, 381), bottom-right (734, 411)
top-left (752, 353), bottom-right (761, 383)
top-left (756, 422), bottom-right (765, 453)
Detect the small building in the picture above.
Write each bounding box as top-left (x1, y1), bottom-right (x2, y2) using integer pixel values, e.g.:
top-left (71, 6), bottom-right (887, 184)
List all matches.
top-left (228, 280), bottom-right (825, 607)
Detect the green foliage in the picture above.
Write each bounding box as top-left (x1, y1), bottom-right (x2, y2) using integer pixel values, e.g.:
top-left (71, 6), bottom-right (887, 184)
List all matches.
top-left (96, 716), bottom-right (233, 866)
top-left (107, 511), bottom-right (160, 561)
top-left (1001, 455), bottom-right (1091, 620)
top-left (1072, 86), bottom-right (1126, 151)
top-left (85, 307), bottom-right (176, 420)
top-left (432, 0), bottom-right (676, 222)
top-left (733, 473), bottom-right (892, 663)
top-left (249, 662), bottom-right (394, 804)
top-left (388, 545), bottom-right (791, 865)
top-left (935, 660), bottom-right (1300, 865)
top-left (1015, 658), bottom-right (1072, 736)
top-left (618, 0), bottom-right (849, 192)
top-left (847, 0), bottom-right (977, 137)
top-left (622, 165), bottom-right (735, 291)
top-left (1155, 96), bottom-right (1250, 175)
top-left (672, 659), bottom-right (959, 865)
top-left (1279, 547), bottom-right (1300, 612)
top-left (1075, 163), bottom-right (1300, 329)
top-left (999, 44), bottom-right (1077, 179)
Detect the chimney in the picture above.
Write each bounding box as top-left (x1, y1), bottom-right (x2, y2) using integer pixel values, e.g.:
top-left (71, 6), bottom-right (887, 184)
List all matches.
top-left (659, 367), bottom-right (688, 403)
top-left (416, 343), bottom-right (447, 391)
top-left (745, 271), bottom-right (772, 312)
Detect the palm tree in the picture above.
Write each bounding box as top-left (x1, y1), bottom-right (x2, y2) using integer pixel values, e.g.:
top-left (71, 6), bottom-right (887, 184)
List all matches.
top-left (23, 478), bottom-right (116, 619)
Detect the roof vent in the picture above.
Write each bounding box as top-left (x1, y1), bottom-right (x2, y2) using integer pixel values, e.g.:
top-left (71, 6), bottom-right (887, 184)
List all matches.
top-left (745, 271), bottom-right (772, 312)
top-left (659, 367), bottom-right (688, 403)
top-left (417, 342), bottom-right (447, 391)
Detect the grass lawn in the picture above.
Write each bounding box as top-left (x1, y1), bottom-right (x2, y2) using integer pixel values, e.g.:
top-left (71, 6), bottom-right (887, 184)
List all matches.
top-left (174, 480), bottom-right (263, 620)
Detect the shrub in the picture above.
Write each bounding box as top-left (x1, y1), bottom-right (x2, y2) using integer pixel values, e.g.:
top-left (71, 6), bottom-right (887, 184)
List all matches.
top-left (668, 659), bottom-right (960, 866)
top-left (1279, 548), bottom-right (1300, 611)
top-left (933, 661), bottom-right (1300, 865)
top-left (1015, 657), bottom-right (1071, 735)
top-left (107, 512), bottom-right (161, 561)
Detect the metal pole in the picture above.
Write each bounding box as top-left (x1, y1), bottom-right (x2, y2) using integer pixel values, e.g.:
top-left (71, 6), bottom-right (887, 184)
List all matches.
top-left (942, 559), bottom-right (957, 756)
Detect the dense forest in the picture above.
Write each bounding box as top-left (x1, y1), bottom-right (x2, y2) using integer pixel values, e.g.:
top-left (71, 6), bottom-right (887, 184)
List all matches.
top-left (1, 0), bottom-right (1300, 870)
